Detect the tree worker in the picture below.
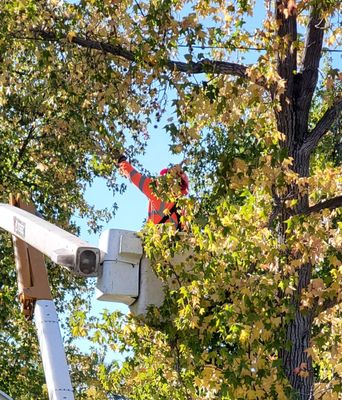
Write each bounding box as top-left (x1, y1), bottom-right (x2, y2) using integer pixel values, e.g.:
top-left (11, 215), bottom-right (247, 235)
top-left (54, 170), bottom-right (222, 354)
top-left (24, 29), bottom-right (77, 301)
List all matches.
top-left (117, 154), bottom-right (189, 230)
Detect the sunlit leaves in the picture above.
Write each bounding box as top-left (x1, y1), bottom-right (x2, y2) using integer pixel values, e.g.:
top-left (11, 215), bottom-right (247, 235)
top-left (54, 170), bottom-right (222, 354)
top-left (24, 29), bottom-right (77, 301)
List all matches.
top-left (0, 0), bottom-right (341, 399)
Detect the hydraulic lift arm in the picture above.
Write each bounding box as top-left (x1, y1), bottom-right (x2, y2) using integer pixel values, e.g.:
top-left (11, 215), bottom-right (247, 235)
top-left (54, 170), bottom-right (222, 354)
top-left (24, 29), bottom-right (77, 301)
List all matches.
top-left (0, 196), bottom-right (103, 400)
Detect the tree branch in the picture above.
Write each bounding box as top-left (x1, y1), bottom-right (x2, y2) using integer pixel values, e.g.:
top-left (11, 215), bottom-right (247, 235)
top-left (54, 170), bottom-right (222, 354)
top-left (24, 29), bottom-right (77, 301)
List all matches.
top-left (295, 7), bottom-right (325, 139)
top-left (32, 29), bottom-right (252, 81)
top-left (301, 11), bottom-right (325, 88)
top-left (314, 295), bottom-right (341, 317)
top-left (302, 195), bottom-right (342, 215)
top-left (12, 125), bottom-right (36, 171)
top-left (32, 29), bottom-right (136, 61)
top-left (275, 0), bottom-right (298, 93)
top-left (274, 1), bottom-right (298, 150)
top-left (300, 97), bottom-right (342, 155)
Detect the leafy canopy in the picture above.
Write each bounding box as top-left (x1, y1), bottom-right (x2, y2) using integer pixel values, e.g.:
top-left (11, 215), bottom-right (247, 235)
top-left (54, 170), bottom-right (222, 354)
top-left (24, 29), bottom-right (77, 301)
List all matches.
top-left (0, 0), bottom-right (341, 399)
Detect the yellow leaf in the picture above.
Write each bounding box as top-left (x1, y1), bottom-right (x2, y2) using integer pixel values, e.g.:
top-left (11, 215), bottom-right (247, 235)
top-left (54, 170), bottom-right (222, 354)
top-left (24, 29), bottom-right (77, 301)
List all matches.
top-left (67, 31), bottom-right (76, 42)
top-left (335, 364), bottom-right (342, 376)
top-left (327, 34), bottom-right (336, 46)
top-left (246, 389), bottom-right (257, 399)
top-left (239, 328), bottom-right (250, 344)
top-left (311, 278), bottom-right (324, 291)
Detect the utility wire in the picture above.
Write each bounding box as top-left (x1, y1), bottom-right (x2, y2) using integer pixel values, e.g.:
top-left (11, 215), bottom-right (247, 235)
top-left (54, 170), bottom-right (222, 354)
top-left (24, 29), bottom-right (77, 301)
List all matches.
top-left (178, 44), bottom-right (342, 53)
top-left (10, 35), bottom-right (342, 53)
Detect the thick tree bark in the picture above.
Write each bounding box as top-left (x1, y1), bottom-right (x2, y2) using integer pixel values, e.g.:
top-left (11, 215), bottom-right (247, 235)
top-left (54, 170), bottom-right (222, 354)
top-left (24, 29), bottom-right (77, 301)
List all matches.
top-left (272, 1), bottom-right (342, 398)
top-left (300, 98), bottom-right (342, 156)
top-left (280, 264), bottom-right (315, 399)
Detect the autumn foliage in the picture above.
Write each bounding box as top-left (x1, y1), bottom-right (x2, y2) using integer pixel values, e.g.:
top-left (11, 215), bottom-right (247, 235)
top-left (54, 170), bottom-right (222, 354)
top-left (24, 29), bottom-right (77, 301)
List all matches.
top-left (0, 0), bottom-right (341, 399)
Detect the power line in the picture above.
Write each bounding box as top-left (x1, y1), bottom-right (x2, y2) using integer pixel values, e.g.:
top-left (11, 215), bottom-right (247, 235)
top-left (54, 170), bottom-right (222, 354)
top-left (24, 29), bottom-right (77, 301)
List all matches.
top-left (178, 44), bottom-right (342, 53)
top-left (10, 35), bottom-right (342, 54)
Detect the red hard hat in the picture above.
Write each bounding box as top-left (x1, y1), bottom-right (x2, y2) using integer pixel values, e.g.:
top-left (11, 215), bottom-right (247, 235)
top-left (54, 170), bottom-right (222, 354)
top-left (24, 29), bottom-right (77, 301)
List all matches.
top-left (160, 168), bottom-right (169, 176)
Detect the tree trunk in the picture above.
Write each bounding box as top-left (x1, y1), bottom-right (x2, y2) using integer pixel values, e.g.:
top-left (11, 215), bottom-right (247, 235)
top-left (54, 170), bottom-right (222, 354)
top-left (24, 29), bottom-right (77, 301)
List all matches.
top-left (273, 2), bottom-right (321, 395)
top-left (280, 263), bottom-right (315, 400)
top-left (275, 103), bottom-right (315, 399)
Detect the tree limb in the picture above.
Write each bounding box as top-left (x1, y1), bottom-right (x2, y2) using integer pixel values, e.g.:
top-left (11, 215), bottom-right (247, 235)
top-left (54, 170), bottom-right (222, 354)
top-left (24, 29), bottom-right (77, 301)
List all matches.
top-left (301, 10), bottom-right (325, 91)
top-left (300, 97), bottom-right (342, 155)
top-left (302, 195), bottom-right (342, 215)
top-left (12, 125), bottom-right (36, 171)
top-left (314, 295), bottom-right (341, 317)
top-left (295, 7), bottom-right (325, 140)
top-left (274, 1), bottom-right (298, 150)
top-left (275, 0), bottom-right (298, 94)
top-left (32, 29), bottom-right (136, 61)
top-left (32, 29), bottom-right (252, 81)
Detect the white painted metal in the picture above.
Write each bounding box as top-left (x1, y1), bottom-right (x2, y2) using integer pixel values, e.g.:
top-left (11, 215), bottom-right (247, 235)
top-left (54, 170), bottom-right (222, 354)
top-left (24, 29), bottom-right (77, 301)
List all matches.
top-left (96, 229), bottom-right (193, 315)
top-left (129, 248), bottom-right (193, 315)
top-left (129, 256), bottom-right (165, 315)
top-left (34, 300), bottom-right (74, 400)
top-left (0, 390), bottom-right (13, 400)
top-left (96, 229), bottom-right (166, 314)
top-left (96, 229), bottom-right (141, 305)
top-left (119, 232), bottom-right (143, 264)
top-left (0, 204), bottom-right (101, 276)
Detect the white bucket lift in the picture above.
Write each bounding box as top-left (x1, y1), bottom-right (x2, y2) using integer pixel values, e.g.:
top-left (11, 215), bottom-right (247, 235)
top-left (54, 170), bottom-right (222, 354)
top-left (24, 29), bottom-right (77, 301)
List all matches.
top-left (96, 229), bottom-right (141, 305)
top-left (96, 229), bottom-right (165, 315)
top-left (0, 199), bottom-right (186, 399)
top-left (0, 390), bottom-right (13, 400)
top-left (0, 198), bottom-right (103, 400)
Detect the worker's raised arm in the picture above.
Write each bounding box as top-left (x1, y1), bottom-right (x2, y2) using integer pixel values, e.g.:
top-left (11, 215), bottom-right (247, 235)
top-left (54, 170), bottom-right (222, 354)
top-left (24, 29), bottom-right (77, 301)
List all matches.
top-left (119, 159), bottom-right (157, 200)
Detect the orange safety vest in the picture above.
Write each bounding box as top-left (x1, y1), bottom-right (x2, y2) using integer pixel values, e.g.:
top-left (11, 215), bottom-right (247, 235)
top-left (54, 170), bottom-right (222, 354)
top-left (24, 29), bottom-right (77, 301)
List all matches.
top-left (120, 161), bottom-right (181, 227)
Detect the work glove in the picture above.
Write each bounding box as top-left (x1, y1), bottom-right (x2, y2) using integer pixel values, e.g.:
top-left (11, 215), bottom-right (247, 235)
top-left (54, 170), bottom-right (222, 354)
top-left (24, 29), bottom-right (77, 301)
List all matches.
top-left (117, 154), bottom-right (127, 164)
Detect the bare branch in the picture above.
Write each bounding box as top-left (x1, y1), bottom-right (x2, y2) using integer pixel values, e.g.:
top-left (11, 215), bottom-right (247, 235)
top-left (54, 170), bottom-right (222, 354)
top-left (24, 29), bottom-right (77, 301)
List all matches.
top-left (32, 29), bottom-right (252, 81)
top-left (302, 195), bottom-right (342, 215)
top-left (295, 8), bottom-right (325, 138)
top-left (301, 12), bottom-right (325, 84)
top-left (166, 59), bottom-right (249, 78)
top-left (33, 29), bottom-right (136, 62)
top-left (275, 0), bottom-right (298, 91)
top-left (300, 97), bottom-right (342, 155)
top-left (274, 1), bottom-right (298, 148)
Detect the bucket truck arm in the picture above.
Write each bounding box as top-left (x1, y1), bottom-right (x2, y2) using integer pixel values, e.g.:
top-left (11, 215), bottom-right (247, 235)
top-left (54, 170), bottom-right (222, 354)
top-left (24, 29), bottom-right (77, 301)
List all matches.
top-left (0, 197), bottom-right (103, 400)
top-left (0, 202), bottom-right (102, 277)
